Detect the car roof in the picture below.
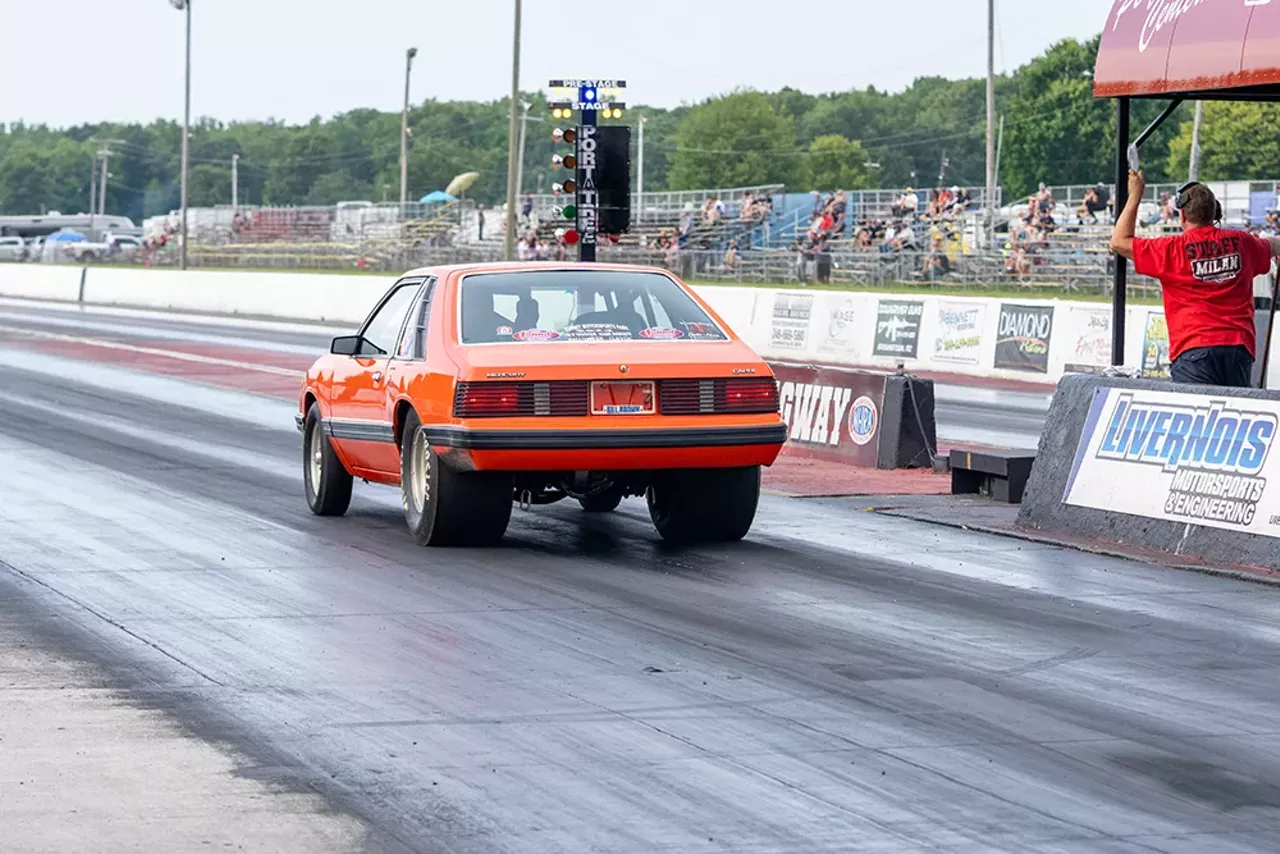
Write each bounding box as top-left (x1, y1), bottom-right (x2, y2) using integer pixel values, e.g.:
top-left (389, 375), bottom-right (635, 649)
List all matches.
top-left (400, 261), bottom-right (681, 280)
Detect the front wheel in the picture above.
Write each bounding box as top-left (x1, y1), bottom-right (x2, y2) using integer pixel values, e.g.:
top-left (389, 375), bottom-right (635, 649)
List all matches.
top-left (303, 404), bottom-right (353, 516)
top-left (647, 466), bottom-right (761, 544)
top-left (401, 410), bottom-right (512, 546)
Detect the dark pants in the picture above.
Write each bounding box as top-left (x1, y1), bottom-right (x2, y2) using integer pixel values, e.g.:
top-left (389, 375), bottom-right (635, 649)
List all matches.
top-left (1170, 345), bottom-right (1254, 388)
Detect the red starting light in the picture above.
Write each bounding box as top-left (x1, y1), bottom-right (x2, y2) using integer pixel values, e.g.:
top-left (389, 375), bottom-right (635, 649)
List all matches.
top-left (562, 229), bottom-right (580, 245)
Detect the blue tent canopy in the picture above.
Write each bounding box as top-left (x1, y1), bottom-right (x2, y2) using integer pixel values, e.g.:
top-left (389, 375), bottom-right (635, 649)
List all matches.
top-left (420, 190), bottom-right (456, 203)
top-left (46, 229), bottom-right (87, 242)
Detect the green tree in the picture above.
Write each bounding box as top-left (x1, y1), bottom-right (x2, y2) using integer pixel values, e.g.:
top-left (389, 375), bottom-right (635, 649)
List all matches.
top-left (806, 135), bottom-right (873, 190)
top-left (667, 91), bottom-right (806, 190)
top-left (1166, 102), bottom-right (1280, 181)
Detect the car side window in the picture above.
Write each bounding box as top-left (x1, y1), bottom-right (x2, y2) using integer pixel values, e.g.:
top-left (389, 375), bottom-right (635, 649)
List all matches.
top-left (395, 278), bottom-right (436, 360)
top-left (360, 282), bottom-right (420, 356)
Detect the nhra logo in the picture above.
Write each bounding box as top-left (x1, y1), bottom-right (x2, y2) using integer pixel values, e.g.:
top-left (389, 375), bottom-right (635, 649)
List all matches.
top-left (1098, 394), bottom-right (1277, 474)
top-left (779, 382), bottom-right (854, 446)
top-left (848, 396), bottom-right (878, 446)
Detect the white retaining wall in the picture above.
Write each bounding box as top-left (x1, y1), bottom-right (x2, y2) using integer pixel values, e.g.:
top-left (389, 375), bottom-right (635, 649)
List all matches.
top-left (1, 264), bottom-right (1275, 388)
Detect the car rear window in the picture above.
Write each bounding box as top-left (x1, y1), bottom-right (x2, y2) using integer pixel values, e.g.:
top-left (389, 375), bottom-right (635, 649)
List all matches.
top-left (459, 269), bottom-right (728, 344)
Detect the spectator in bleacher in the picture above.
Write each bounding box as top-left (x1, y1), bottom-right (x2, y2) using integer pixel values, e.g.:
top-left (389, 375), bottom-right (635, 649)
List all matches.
top-left (700, 198), bottom-right (718, 226)
top-left (893, 188), bottom-right (919, 219)
top-left (920, 230), bottom-right (953, 280)
top-left (521, 193), bottom-right (534, 223)
top-left (1264, 209), bottom-right (1280, 237)
top-left (831, 190), bottom-right (848, 236)
top-left (1078, 183), bottom-right (1110, 223)
top-left (724, 240), bottom-right (739, 272)
top-left (949, 186), bottom-right (970, 216)
top-left (810, 191), bottom-right (823, 221)
top-left (678, 211), bottom-right (695, 246)
top-left (477, 205), bottom-right (486, 241)
top-left (1034, 183), bottom-right (1054, 217)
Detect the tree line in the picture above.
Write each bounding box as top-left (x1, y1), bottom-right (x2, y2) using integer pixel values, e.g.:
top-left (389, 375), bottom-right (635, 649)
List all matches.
top-left (1, 35), bottom-right (1274, 224)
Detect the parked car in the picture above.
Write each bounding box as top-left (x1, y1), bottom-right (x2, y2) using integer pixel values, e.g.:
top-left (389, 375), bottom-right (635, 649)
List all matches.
top-left (296, 262), bottom-right (786, 546)
top-left (0, 235), bottom-right (27, 261)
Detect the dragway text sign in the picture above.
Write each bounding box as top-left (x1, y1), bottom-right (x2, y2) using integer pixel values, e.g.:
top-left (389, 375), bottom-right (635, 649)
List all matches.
top-left (1063, 386), bottom-right (1280, 539)
top-left (770, 362), bottom-right (886, 468)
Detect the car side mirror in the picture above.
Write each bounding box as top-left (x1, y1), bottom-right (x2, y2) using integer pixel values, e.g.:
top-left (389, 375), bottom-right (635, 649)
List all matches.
top-left (330, 335), bottom-right (363, 356)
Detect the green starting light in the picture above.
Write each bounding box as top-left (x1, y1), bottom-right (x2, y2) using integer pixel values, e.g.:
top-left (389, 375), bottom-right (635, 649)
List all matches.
top-left (561, 204), bottom-right (577, 219)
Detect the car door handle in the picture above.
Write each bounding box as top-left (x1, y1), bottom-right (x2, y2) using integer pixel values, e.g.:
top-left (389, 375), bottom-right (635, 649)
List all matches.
top-left (372, 371), bottom-right (383, 384)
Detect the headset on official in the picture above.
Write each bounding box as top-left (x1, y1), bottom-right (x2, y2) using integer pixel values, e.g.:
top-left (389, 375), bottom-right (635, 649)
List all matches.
top-left (1173, 181), bottom-right (1224, 224)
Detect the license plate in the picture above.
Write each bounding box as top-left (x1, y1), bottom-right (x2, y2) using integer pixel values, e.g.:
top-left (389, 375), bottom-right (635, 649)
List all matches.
top-left (591, 380), bottom-right (655, 415)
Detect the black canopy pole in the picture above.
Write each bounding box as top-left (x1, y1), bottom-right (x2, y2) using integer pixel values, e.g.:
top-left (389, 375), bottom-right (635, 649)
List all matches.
top-left (1111, 97), bottom-right (1131, 366)
top-left (1134, 97), bottom-right (1184, 149)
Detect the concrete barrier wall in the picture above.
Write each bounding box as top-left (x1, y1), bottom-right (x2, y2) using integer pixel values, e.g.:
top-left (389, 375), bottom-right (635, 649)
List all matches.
top-left (0, 264), bottom-right (1274, 389)
top-left (0, 264), bottom-right (84, 302)
top-left (1018, 374), bottom-right (1280, 570)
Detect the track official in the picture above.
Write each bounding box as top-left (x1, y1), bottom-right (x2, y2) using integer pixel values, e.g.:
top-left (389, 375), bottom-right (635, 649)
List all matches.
top-left (1111, 171), bottom-right (1280, 387)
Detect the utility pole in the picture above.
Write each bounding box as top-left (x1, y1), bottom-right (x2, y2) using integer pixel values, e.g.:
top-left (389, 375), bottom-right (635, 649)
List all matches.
top-left (1189, 100), bottom-right (1204, 181)
top-left (98, 144), bottom-right (110, 215)
top-left (502, 0), bottom-right (522, 261)
top-left (169, 0), bottom-right (193, 271)
top-left (89, 154), bottom-right (98, 234)
top-left (515, 101), bottom-right (532, 206)
top-left (231, 153), bottom-right (239, 208)
top-left (636, 114), bottom-right (646, 224)
top-left (985, 0), bottom-right (996, 244)
top-left (400, 47), bottom-right (417, 207)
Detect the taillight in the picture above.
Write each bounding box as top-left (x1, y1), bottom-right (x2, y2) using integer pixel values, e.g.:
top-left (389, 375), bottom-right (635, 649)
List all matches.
top-left (718, 377), bottom-right (780, 414)
top-left (454, 382), bottom-right (532, 417)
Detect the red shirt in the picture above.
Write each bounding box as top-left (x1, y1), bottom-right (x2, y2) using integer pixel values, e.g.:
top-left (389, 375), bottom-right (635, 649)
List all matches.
top-left (1132, 226), bottom-right (1270, 360)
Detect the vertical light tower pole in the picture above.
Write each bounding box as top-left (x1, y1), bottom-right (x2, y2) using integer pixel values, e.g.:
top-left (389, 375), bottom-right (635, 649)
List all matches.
top-left (636, 114), bottom-right (646, 225)
top-left (170, 0), bottom-right (192, 271)
top-left (231, 153), bottom-right (239, 208)
top-left (503, 0), bottom-right (523, 261)
top-left (984, 0), bottom-right (996, 244)
top-left (400, 47), bottom-right (417, 207)
top-left (1189, 100), bottom-right (1204, 181)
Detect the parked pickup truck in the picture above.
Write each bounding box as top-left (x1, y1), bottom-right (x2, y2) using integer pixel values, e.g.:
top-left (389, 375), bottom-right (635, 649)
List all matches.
top-left (0, 235), bottom-right (28, 261)
top-left (66, 233), bottom-right (144, 262)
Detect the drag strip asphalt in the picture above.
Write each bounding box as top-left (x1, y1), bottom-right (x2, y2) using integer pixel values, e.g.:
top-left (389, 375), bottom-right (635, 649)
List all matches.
top-left (4, 329), bottom-right (1280, 851)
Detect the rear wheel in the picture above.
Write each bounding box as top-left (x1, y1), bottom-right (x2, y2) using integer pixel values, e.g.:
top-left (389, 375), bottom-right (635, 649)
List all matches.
top-left (401, 410), bottom-right (512, 546)
top-left (647, 466), bottom-right (761, 544)
top-left (303, 404), bottom-right (353, 516)
top-left (578, 490), bottom-right (623, 513)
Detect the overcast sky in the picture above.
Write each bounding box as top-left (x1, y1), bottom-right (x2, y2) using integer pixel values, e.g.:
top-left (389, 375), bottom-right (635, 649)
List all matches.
top-left (5, 0), bottom-right (1116, 127)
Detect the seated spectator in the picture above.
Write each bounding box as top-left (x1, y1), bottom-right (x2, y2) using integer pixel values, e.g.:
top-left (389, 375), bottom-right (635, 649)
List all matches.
top-left (724, 240), bottom-right (739, 272)
top-left (920, 231), bottom-right (952, 279)
top-left (949, 186), bottom-right (970, 216)
top-left (1035, 183), bottom-right (1054, 216)
top-left (830, 190), bottom-right (847, 235)
top-left (1078, 182), bottom-right (1111, 223)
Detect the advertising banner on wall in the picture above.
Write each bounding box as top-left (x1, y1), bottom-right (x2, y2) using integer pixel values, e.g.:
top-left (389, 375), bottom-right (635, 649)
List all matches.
top-left (817, 294), bottom-right (862, 356)
top-left (873, 299), bottom-right (924, 359)
top-left (1142, 311), bottom-right (1172, 379)
top-left (1063, 386), bottom-right (1280, 539)
top-left (771, 362), bottom-right (888, 468)
top-left (1064, 307), bottom-right (1112, 373)
top-left (995, 303), bottom-right (1054, 373)
top-left (932, 301), bottom-right (985, 365)
top-left (771, 293), bottom-right (813, 351)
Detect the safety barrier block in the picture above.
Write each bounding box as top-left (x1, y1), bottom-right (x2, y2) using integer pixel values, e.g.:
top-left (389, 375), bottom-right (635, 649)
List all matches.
top-left (1018, 374), bottom-right (1280, 570)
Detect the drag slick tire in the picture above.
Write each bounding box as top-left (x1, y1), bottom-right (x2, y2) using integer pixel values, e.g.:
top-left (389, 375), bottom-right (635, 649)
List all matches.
top-left (304, 404), bottom-right (353, 517)
top-left (646, 466), bottom-right (761, 544)
top-left (400, 410), bottom-right (512, 547)
top-left (578, 490), bottom-right (623, 513)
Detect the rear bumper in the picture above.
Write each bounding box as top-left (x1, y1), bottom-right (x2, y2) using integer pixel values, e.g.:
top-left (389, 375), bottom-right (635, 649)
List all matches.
top-left (424, 423), bottom-right (787, 451)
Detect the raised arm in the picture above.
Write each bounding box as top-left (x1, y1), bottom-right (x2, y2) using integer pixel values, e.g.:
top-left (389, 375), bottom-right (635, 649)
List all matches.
top-left (1109, 169), bottom-right (1145, 261)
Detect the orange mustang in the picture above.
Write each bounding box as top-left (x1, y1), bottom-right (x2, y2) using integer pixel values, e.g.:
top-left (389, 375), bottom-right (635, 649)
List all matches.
top-left (297, 262), bottom-right (786, 546)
